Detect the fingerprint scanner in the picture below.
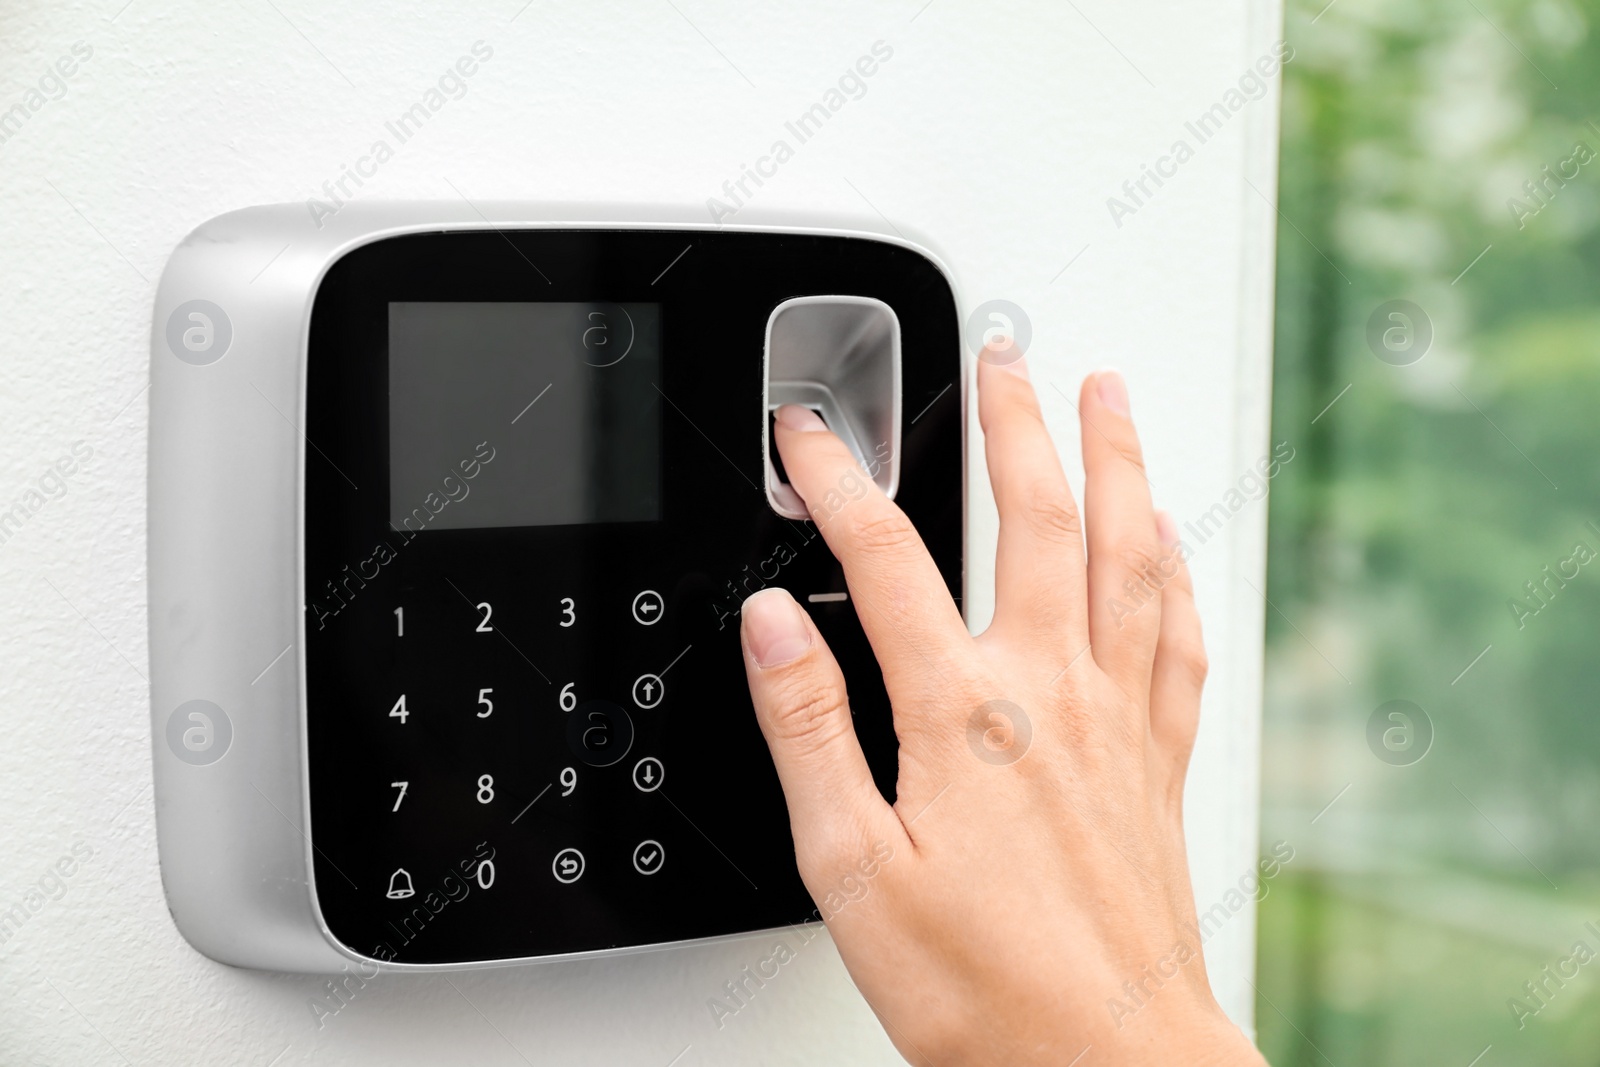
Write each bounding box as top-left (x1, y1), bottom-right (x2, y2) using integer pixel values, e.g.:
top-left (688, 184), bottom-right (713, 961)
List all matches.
top-left (763, 296), bottom-right (900, 520)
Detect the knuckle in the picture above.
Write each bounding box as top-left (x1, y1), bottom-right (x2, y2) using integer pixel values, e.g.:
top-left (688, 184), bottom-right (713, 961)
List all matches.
top-left (792, 821), bottom-right (847, 886)
top-left (1112, 438), bottom-right (1149, 477)
top-left (796, 818), bottom-right (881, 893)
top-left (1116, 540), bottom-right (1163, 583)
top-left (1161, 603), bottom-right (1208, 686)
top-left (765, 675), bottom-right (851, 748)
top-left (1177, 642), bottom-right (1209, 688)
top-left (1050, 685), bottom-right (1141, 758)
top-left (1023, 480), bottom-right (1083, 544)
top-left (847, 507), bottom-right (921, 556)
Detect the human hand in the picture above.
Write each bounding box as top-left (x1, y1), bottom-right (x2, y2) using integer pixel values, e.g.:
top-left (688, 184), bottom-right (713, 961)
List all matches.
top-left (738, 359), bottom-right (1267, 1065)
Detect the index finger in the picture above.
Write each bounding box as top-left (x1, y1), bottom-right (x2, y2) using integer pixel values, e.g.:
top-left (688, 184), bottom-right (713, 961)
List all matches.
top-left (771, 404), bottom-right (970, 692)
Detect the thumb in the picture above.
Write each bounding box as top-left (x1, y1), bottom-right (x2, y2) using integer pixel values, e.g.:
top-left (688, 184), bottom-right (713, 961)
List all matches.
top-left (740, 587), bottom-right (898, 881)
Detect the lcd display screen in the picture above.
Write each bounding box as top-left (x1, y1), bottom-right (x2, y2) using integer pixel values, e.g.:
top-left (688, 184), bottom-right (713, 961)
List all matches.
top-left (387, 301), bottom-right (662, 531)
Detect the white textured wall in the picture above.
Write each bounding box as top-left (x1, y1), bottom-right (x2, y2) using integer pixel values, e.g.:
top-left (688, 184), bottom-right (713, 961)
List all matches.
top-left (0, 1), bottom-right (1280, 1063)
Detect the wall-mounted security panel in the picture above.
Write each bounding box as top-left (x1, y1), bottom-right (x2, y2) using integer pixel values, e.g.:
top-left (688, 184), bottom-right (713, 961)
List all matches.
top-left (148, 204), bottom-right (964, 972)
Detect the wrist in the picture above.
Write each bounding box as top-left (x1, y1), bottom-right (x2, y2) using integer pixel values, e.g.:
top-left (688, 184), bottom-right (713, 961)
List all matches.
top-left (1084, 990), bottom-right (1267, 1067)
top-left (931, 991), bottom-right (1265, 1067)
top-left (1151, 1006), bottom-right (1266, 1067)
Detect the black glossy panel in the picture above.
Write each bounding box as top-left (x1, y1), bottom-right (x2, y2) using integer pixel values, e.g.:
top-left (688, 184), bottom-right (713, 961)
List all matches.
top-left (304, 228), bottom-right (961, 964)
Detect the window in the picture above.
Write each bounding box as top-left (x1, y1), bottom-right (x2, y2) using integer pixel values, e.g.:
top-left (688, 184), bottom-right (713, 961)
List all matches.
top-left (1260, 1), bottom-right (1600, 1062)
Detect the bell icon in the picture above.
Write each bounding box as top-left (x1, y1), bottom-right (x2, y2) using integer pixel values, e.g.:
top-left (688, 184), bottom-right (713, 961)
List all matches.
top-left (386, 867), bottom-right (415, 900)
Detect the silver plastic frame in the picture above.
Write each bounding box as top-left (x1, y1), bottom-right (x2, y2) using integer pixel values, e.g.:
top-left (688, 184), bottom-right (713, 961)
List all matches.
top-left (148, 202), bottom-right (967, 973)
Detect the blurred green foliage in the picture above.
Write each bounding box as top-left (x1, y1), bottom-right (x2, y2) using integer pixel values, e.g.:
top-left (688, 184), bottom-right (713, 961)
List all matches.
top-left (1259, 0), bottom-right (1600, 1062)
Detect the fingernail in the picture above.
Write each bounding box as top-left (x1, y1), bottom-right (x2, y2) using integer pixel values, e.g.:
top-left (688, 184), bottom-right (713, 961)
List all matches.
top-left (777, 405), bottom-right (828, 432)
top-left (1156, 509), bottom-right (1179, 547)
top-left (743, 588), bottom-right (813, 667)
top-left (1097, 370), bottom-right (1129, 416)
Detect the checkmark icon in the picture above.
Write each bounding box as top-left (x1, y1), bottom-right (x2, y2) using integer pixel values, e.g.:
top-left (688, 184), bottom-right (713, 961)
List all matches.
top-left (633, 839), bottom-right (665, 875)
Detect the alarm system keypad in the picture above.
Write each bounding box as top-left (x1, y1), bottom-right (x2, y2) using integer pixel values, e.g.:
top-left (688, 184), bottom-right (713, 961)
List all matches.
top-left (311, 521), bottom-right (839, 966)
top-left (303, 228), bottom-right (962, 964)
top-left (372, 582), bottom-right (679, 913)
